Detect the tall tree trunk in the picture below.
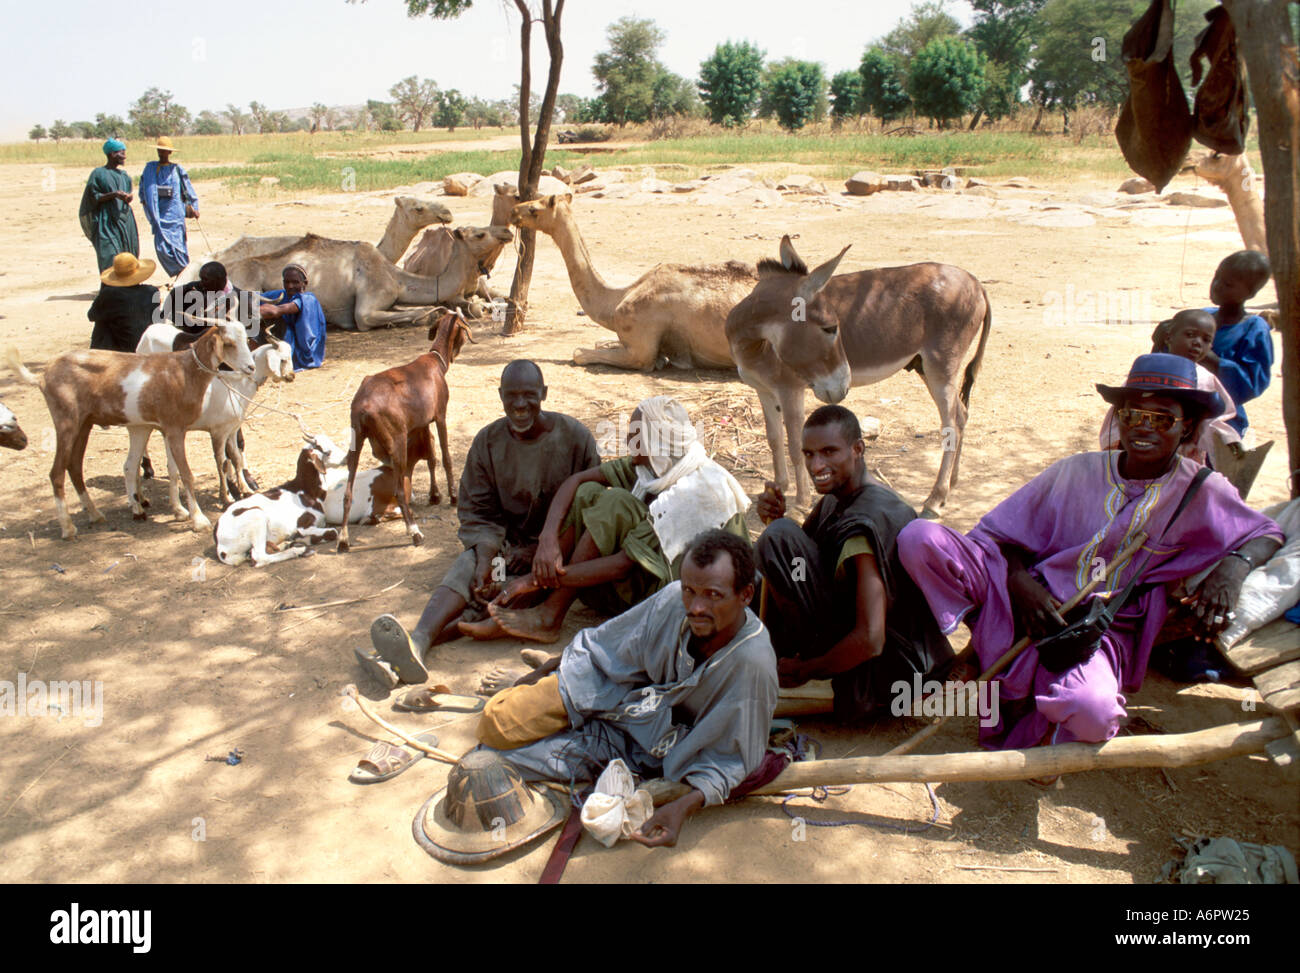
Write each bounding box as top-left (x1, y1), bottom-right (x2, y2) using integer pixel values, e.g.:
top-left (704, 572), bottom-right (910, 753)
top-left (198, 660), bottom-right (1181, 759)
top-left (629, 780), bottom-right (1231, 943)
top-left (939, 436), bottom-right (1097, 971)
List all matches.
top-left (503, 0), bottom-right (565, 336)
top-left (1222, 0), bottom-right (1300, 496)
top-left (1032, 101), bottom-right (1045, 131)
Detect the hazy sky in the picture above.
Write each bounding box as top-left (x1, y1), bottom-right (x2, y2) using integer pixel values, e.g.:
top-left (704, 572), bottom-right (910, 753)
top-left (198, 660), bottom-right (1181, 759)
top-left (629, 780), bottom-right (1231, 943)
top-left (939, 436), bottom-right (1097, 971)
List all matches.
top-left (3, 0), bottom-right (976, 140)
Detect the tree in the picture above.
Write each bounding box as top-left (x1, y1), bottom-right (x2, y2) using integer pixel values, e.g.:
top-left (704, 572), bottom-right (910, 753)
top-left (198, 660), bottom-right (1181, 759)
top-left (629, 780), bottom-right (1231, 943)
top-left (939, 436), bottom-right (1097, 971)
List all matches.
top-left (366, 100), bottom-right (402, 131)
top-left (553, 93), bottom-right (584, 124)
top-left (71, 121), bottom-right (96, 139)
top-left (193, 110), bottom-right (224, 135)
top-left (400, 0), bottom-right (567, 336)
top-left (698, 40), bottom-right (766, 127)
top-left (908, 36), bottom-right (986, 127)
top-left (130, 87), bottom-right (190, 138)
top-left (389, 75), bottom-right (439, 130)
top-left (881, 0), bottom-right (961, 67)
top-left (28, 124), bottom-right (46, 141)
top-left (651, 71), bottom-right (699, 118)
top-left (93, 113), bottom-right (128, 139)
top-left (248, 101), bottom-right (271, 133)
top-left (761, 59), bottom-right (825, 131)
top-left (434, 88), bottom-right (468, 130)
top-left (858, 48), bottom-right (913, 124)
top-left (593, 16), bottom-right (667, 125)
top-left (49, 120), bottom-right (73, 143)
top-left (966, 0), bottom-right (1044, 128)
top-left (829, 70), bottom-right (863, 123)
top-left (511, 85), bottom-right (543, 125)
top-left (309, 103), bottom-right (330, 132)
top-left (224, 104), bottom-right (249, 135)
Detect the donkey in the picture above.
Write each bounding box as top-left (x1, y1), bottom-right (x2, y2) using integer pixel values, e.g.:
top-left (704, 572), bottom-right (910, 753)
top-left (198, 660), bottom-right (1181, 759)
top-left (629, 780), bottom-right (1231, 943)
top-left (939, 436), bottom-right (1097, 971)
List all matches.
top-left (725, 236), bottom-right (992, 517)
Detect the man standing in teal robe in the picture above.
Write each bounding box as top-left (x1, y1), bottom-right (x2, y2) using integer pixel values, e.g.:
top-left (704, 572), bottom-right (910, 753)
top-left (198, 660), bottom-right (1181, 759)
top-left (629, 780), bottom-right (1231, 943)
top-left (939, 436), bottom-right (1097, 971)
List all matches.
top-left (79, 139), bottom-right (139, 273)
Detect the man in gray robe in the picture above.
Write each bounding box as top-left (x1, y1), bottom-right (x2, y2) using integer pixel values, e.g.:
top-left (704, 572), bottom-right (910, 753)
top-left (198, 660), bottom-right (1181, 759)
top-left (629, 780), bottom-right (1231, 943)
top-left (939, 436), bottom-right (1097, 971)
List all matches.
top-left (360, 360), bottom-right (600, 685)
top-left (477, 529), bottom-right (778, 847)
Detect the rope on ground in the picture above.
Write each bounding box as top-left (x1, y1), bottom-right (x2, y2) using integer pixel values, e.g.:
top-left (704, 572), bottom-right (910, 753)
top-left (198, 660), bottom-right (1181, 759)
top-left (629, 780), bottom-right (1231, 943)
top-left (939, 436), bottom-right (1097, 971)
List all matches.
top-left (779, 781), bottom-right (942, 834)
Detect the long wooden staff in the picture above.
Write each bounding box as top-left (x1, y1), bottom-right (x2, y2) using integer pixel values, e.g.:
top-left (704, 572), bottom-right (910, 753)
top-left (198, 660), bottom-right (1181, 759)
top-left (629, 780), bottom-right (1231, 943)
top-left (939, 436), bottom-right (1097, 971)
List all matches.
top-left (886, 531), bottom-right (1150, 757)
top-left (343, 684), bottom-right (461, 763)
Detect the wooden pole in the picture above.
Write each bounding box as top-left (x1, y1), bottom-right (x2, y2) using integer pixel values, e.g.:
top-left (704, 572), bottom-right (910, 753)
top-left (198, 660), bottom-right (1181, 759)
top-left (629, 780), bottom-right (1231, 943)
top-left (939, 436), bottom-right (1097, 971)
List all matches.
top-left (1221, 0), bottom-right (1300, 496)
top-left (648, 718), bottom-right (1287, 804)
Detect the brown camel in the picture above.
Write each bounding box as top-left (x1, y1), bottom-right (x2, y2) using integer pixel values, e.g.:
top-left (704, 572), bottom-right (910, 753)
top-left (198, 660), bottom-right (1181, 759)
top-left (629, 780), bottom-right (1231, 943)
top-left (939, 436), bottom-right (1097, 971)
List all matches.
top-left (182, 196), bottom-right (453, 284)
top-left (725, 236), bottom-right (992, 516)
top-left (402, 225), bottom-right (514, 310)
top-left (1184, 150), bottom-right (1269, 256)
top-left (223, 232), bottom-right (505, 331)
top-left (510, 193), bottom-right (758, 369)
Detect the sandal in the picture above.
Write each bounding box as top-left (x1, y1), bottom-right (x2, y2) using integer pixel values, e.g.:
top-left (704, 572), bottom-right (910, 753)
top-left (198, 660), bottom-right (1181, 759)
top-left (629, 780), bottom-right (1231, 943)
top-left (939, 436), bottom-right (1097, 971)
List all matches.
top-left (394, 685), bottom-right (485, 714)
top-left (353, 646), bottom-right (399, 690)
top-left (370, 614), bottom-right (429, 684)
top-left (347, 731), bottom-right (440, 784)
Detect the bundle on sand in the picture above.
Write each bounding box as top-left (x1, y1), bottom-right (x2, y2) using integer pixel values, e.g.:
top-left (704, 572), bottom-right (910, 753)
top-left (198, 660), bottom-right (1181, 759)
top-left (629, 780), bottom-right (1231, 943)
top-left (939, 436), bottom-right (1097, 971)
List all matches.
top-left (646, 718), bottom-right (1288, 805)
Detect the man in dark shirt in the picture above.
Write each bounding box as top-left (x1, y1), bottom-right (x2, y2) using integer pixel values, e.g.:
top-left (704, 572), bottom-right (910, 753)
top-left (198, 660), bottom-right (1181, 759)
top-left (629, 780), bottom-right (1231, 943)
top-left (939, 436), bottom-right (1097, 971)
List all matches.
top-left (359, 360), bottom-right (601, 686)
top-left (87, 252), bottom-right (160, 352)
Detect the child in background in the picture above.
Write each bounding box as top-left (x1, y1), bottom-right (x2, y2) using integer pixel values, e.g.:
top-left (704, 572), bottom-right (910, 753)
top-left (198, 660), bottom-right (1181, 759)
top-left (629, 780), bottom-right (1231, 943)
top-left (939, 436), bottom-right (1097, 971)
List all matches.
top-left (1102, 309), bottom-right (1239, 466)
top-left (1202, 250), bottom-right (1273, 436)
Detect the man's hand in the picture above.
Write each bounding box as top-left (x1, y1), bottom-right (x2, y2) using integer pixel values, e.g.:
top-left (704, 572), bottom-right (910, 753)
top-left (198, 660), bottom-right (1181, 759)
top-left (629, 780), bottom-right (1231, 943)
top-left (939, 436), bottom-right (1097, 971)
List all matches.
top-left (1182, 558), bottom-right (1249, 641)
top-left (117, 190), bottom-right (133, 203)
top-left (470, 549), bottom-right (500, 602)
top-left (756, 481), bottom-right (786, 525)
top-left (630, 790), bottom-right (705, 848)
top-left (492, 573), bottom-right (539, 608)
top-left (1007, 566), bottom-right (1066, 640)
top-left (532, 531), bottom-right (566, 588)
top-left (185, 204), bottom-right (199, 219)
top-left (777, 657), bottom-right (809, 688)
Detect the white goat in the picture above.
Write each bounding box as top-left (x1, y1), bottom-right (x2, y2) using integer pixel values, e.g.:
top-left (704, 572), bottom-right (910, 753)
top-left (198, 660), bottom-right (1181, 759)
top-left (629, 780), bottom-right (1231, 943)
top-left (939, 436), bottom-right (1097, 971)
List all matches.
top-left (0, 402), bottom-right (27, 450)
top-left (135, 324), bottom-right (295, 509)
top-left (214, 436), bottom-right (346, 567)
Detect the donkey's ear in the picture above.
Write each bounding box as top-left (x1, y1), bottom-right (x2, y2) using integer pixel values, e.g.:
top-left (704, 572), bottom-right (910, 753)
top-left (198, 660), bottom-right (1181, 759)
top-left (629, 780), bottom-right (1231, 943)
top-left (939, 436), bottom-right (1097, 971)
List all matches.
top-left (779, 235), bottom-right (801, 271)
top-left (797, 245), bottom-right (850, 304)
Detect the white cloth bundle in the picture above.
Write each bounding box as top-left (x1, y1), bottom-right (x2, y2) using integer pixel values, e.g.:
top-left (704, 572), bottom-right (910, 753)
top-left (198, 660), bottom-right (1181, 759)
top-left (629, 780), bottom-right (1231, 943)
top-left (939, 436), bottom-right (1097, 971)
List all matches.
top-left (1220, 498), bottom-right (1300, 648)
top-left (579, 759), bottom-right (653, 848)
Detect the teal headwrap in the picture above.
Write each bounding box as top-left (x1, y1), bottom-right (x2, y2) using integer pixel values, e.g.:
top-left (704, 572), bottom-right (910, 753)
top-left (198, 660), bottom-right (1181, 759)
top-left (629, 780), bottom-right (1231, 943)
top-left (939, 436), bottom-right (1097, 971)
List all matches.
top-left (102, 138), bottom-right (126, 154)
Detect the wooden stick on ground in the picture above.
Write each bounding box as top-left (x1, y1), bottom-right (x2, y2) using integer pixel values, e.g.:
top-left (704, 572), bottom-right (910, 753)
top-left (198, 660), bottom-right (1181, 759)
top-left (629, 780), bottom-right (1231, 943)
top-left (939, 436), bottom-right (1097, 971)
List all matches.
top-left (343, 685), bottom-right (461, 763)
top-left (887, 532), bottom-right (1150, 757)
top-left (648, 718), bottom-right (1287, 805)
top-left (276, 579), bottom-right (403, 614)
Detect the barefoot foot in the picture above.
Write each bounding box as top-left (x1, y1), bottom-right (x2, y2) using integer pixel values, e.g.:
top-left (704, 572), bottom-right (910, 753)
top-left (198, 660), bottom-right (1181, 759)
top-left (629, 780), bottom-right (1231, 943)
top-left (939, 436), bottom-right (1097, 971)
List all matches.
top-left (477, 667), bottom-right (528, 697)
top-left (520, 648), bottom-right (554, 670)
top-left (488, 604), bottom-right (563, 644)
top-left (458, 615), bottom-right (509, 640)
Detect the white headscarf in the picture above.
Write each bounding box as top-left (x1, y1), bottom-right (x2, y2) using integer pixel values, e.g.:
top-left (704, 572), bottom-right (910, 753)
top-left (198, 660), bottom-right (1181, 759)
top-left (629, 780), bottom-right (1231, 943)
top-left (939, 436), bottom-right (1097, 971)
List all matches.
top-left (628, 396), bottom-right (750, 564)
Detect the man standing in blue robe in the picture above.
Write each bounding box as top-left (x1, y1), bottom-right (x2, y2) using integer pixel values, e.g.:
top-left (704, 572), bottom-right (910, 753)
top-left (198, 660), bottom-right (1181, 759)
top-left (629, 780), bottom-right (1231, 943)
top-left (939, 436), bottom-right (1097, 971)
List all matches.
top-left (138, 136), bottom-right (199, 277)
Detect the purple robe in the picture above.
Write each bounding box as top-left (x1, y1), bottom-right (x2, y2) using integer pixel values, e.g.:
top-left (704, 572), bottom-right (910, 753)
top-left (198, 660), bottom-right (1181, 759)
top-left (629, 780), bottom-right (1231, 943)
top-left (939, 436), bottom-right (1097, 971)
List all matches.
top-left (898, 451), bottom-right (1281, 748)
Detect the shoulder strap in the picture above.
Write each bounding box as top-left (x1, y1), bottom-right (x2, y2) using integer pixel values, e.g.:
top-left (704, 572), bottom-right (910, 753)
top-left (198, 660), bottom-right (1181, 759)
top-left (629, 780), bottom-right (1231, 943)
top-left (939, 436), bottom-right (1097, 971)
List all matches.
top-left (1107, 466), bottom-right (1213, 612)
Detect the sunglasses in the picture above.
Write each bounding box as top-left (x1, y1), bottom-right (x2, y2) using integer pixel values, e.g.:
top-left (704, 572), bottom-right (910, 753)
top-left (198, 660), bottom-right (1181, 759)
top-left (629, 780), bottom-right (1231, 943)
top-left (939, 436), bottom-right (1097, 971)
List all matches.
top-left (1116, 406), bottom-right (1184, 432)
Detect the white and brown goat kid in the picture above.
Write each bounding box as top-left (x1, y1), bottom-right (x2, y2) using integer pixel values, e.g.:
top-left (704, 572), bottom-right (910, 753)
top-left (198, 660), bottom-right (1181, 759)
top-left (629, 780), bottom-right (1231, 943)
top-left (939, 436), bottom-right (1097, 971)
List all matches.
top-left (134, 324), bottom-right (295, 508)
top-left (5, 323), bottom-right (255, 539)
top-left (0, 403), bottom-right (27, 450)
top-left (214, 437), bottom-right (345, 567)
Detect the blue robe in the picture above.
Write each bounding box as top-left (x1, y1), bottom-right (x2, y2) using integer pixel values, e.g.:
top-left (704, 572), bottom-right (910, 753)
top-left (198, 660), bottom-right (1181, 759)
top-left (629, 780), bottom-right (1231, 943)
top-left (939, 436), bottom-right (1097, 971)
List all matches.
top-left (263, 290), bottom-right (326, 370)
top-left (1204, 308), bottom-right (1274, 434)
top-left (139, 161), bottom-right (198, 276)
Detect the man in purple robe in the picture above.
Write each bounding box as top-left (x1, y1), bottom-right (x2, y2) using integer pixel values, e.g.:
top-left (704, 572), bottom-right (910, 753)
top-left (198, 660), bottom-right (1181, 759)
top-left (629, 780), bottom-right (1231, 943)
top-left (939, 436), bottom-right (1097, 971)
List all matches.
top-left (898, 353), bottom-right (1282, 750)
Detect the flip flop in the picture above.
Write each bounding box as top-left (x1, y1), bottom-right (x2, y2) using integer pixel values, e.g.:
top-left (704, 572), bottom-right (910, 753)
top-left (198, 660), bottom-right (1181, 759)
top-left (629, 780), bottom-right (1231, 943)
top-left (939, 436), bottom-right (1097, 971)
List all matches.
top-left (394, 685), bottom-right (486, 714)
top-left (348, 731), bottom-right (440, 784)
top-left (353, 646), bottom-right (399, 690)
top-left (370, 614), bottom-right (428, 684)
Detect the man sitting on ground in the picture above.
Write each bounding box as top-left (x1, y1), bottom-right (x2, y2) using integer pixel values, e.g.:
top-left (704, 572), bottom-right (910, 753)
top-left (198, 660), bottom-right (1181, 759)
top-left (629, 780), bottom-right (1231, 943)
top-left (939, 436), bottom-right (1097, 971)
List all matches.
top-left (460, 396), bottom-right (751, 645)
top-left (87, 252), bottom-right (160, 352)
top-left (163, 261), bottom-right (259, 343)
top-left (897, 354), bottom-right (1282, 751)
top-left (359, 360), bottom-right (600, 687)
top-left (257, 263), bottom-right (327, 371)
top-left (476, 529), bottom-right (778, 848)
top-left (755, 405), bottom-right (951, 721)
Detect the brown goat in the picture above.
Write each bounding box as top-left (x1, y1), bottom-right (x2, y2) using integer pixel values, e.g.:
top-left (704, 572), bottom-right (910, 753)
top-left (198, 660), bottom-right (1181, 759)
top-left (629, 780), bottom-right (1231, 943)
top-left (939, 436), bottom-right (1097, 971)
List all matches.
top-left (6, 324), bottom-right (255, 539)
top-left (337, 310), bottom-right (474, 551)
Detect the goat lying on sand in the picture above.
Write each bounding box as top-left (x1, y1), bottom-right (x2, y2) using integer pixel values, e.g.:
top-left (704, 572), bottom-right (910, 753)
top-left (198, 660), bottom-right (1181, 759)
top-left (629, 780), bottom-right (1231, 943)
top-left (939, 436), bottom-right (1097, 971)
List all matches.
top-left (0, 403), bottom-right (27, 450)
top-left (337, 310), bottom-right (473, 551)
top-left (5, 323), bottom-right (255, 539)
top-left (214, 436), bottom-right (345, 567)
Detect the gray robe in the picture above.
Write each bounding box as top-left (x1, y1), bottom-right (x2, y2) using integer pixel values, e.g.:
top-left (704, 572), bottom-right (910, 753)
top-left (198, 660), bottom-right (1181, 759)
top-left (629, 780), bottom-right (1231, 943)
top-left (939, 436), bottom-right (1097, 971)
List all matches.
top-left (492, 583), bottom-right (779, 806)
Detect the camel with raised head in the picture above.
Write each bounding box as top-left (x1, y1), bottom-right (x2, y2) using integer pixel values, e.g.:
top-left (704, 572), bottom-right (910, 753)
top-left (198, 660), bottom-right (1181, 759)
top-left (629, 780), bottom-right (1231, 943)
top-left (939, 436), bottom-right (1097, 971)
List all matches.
top-left (511, 193), bottom-right (758, 369)
top-left (725, 236), bottom-right (992, 516)
top-left (402, 225), bottom-right (515, 312)
top-left (179, 196), bottom-right (453, 284)
top-left (1183, 150), bottom-right (1268, 256)
top-left (222, 232), bottom-right (504, 331)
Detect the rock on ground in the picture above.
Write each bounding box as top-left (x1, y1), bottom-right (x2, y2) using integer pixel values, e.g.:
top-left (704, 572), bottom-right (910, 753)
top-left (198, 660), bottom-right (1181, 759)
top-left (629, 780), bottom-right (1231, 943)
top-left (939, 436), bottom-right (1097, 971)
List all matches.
top-left (1118, 177), bottom-right (1155, 194)
top-left (846, 171), bottom-right (886, 195)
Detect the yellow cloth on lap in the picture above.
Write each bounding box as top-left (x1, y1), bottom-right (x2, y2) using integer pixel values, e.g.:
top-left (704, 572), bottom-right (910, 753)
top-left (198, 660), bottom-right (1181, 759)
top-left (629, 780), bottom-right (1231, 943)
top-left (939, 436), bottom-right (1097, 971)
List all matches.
top-left (477, 674), bottom-right (570, 750)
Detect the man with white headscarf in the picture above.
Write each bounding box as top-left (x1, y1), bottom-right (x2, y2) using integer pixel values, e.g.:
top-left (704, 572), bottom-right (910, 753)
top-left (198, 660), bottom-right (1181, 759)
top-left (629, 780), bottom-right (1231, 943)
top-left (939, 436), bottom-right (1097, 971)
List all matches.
top-left (460, 395), bottom-right (752, 644)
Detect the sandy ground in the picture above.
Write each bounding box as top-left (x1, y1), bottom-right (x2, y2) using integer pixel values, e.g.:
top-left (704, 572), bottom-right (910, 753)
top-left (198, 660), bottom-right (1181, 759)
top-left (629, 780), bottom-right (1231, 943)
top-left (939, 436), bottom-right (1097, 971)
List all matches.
top-left (0, 152), bottom-right (1294, 884)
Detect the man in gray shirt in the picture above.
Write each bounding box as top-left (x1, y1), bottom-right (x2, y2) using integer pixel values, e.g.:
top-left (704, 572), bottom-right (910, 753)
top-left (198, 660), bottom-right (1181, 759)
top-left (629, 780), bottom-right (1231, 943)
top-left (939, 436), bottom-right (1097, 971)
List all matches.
top-left (477, 529), bottom-right (778, 847)
top-left (362, 360), bottom-right (600, 685)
